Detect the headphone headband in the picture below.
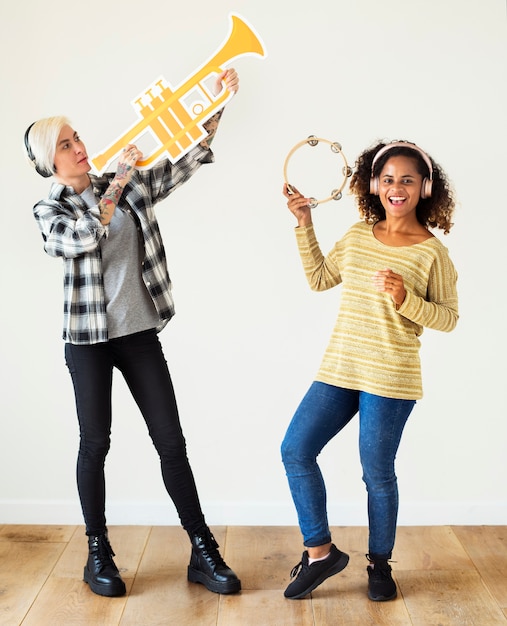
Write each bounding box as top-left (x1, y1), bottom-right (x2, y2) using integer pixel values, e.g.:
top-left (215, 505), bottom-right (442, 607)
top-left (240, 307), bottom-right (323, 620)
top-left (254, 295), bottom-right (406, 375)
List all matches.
top-left (370, 140), bottom-right (433, 199)
top-left (24, 121), bottom-right (53, 178)
top-left (24, 122), bottom-right (37, 162)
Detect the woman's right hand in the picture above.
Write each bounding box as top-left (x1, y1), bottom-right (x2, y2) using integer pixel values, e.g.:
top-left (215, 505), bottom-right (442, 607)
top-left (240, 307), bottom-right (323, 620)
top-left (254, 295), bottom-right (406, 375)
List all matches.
top-left (283, 183), bottom-right (313, 227)
top-left (115, 144), bottom-right (143, 187)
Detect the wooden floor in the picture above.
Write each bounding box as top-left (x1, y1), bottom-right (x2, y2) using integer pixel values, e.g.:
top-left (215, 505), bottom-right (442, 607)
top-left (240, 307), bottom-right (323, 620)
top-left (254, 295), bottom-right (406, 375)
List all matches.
top-left (0, 525), bottom-right (506, 626)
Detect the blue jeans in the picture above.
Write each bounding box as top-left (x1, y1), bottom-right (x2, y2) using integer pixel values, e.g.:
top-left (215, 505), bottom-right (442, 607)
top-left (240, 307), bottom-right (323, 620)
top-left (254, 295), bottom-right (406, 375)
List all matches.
top-left (281, 382), bottom-right (415, 558)
top-left (65, 329), bottom-right (206, 537)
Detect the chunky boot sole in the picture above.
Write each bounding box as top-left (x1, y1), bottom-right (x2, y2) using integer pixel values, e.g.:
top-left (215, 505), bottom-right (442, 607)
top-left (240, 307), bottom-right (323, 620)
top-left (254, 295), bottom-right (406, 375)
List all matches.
top-left (187, 566), bottom-right (241, 594)
top-left (83, 565), bottom-right (126, 597)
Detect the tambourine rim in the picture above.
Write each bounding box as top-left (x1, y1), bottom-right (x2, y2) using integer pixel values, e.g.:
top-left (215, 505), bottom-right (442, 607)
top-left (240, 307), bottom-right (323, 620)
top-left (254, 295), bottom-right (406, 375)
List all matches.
top-left (283, 136), bottom-right (350, 206)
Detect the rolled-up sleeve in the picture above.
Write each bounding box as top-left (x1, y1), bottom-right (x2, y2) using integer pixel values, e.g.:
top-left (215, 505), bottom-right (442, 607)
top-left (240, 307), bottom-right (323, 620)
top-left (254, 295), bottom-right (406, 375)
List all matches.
top-left (33, 200), bottom-right (107, 259)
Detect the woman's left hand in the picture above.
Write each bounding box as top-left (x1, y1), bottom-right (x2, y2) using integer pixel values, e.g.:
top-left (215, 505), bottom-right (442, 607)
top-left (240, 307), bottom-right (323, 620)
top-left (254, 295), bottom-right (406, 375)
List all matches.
top-left (372, 268), bottom-right (406, 307)
top-left (212, 68), bottom-right (239, 96)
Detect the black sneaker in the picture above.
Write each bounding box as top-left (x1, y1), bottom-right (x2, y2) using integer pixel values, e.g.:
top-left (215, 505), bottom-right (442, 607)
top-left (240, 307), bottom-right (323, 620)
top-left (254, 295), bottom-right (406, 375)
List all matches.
top-left (366, 555), bottom-right (397, 601)
top-left (284, 544), bottom-right (349, 599)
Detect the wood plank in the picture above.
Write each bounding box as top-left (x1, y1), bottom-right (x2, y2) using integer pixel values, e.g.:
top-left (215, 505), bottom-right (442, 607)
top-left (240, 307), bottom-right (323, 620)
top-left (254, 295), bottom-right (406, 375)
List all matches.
top-left (392, 526), bottom-right (475, 570)
top-left (397, 569), bottom-right (507, 626)
top-left (1, 525), bottom-right (505, 626)
top-left (119, 525), bottom-right (220, 626)
top-left (121, 573), bottom-right (219, 626)
top-left (328, 525), bottom-right (370, 564)
top-left (20, 577), bottom-right (129, 626)
top-left (0, 524), bottom-right (76, 544)
top-left (224, 525), bottom-right (305, 590)
top-left (0, 540), bottom-right (67, 626)
top-left (218, 590), bottom-right (314, 626)
top-left (452, 525), bottom-right (507, 608)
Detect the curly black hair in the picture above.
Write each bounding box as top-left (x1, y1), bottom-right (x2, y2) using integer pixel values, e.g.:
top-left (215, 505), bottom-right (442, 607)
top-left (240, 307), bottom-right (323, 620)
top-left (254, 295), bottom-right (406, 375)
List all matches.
top-left (349, 141), bottom-right (455, 234)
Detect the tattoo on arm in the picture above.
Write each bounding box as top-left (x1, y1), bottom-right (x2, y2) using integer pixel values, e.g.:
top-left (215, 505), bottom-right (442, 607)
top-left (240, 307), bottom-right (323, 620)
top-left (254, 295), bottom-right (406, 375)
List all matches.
top-left (200, 109), bottom-right (224, 148)
top-left (115, 162), bottom-right (131, 182)
top-left (98, 180), bottom-right (124, 224)
top-left (98, 199), bottom-right (113, 223)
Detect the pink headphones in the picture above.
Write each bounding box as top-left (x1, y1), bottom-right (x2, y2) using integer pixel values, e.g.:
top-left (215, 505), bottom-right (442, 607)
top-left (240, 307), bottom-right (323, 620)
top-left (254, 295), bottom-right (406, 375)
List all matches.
top-left (369, 140), bottom-right (433, 199)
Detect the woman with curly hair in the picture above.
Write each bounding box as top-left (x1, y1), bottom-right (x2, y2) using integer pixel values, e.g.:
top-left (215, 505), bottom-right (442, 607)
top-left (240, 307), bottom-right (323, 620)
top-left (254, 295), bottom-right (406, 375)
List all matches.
top-left (281, 140), bottom-right (458, 602)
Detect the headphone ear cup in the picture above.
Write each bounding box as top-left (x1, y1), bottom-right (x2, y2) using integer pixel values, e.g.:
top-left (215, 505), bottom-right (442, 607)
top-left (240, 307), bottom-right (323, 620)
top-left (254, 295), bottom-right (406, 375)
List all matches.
top-left (421, 177), bottom-right (432, 199)
top-left (35, 163), bottom-right (53, 178)
top-left (369, 176), bottom-right (379, 195)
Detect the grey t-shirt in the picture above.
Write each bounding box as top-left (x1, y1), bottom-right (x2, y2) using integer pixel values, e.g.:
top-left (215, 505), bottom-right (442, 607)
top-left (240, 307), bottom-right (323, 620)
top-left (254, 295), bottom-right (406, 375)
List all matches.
top-left (81, 185), bottom-right (161, 339)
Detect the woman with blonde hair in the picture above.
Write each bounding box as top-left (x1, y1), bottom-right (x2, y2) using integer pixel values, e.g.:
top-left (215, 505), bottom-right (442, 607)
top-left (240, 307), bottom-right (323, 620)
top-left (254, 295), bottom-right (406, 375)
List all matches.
top-left (24, 69), bottom-right (241, 598)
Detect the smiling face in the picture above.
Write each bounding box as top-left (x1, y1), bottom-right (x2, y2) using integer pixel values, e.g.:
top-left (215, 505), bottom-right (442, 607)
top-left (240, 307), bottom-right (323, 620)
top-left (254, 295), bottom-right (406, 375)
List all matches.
top-left (377, 155), bottom-right (423, 220)
top-left (53, 125), bottom-right (91, 188)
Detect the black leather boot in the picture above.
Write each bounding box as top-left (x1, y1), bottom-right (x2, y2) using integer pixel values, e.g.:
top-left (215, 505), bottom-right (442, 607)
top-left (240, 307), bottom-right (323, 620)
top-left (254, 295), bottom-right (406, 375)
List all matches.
top-left (83, 533), bottom-right (126, 597)
top-left (187, 527), bottom-right (241, 594)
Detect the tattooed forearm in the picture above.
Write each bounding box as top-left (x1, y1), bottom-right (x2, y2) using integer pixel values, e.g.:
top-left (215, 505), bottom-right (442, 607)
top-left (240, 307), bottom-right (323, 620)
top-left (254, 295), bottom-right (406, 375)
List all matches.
top-left (115, 162), bottom-right (132, 183)
top-left (98, 199), bottom-right (114, 223)
top-left (98, 179), bottom-right (124, 225)
top-left (200, 109), bottom-right (224, 148)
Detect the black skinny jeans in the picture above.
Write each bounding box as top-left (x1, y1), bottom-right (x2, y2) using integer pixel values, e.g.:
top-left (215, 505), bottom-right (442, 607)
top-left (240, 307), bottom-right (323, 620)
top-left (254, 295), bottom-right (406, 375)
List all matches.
top-left (64, 329), bottom-right (206, 537)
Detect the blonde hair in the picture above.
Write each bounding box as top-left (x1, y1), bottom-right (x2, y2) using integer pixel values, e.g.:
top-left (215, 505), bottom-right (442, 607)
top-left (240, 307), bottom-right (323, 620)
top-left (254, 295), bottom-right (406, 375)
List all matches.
top-left (24, 116), bottom-right (71, 178)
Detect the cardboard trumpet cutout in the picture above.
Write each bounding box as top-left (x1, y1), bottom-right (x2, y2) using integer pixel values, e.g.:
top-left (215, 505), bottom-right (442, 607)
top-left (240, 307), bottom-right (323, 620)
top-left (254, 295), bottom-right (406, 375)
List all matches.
top-left (91, 13), bottom-right (266, 175)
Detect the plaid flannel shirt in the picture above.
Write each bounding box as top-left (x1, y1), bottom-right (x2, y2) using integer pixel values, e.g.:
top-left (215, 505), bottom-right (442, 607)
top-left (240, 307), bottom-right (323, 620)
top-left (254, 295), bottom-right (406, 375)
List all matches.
top-left (33, 144), bottom-right (214, 344)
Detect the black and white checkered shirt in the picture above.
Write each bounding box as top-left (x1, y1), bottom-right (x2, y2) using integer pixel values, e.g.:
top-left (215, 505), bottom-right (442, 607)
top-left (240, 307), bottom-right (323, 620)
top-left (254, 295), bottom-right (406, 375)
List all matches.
top-left (33, 144), bottom-right (214, 344)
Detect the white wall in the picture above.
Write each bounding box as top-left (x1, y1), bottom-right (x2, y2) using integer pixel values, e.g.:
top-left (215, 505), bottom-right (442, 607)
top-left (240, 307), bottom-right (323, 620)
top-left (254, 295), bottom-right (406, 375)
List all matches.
top-left (1, 0), bottom-right (506, 528)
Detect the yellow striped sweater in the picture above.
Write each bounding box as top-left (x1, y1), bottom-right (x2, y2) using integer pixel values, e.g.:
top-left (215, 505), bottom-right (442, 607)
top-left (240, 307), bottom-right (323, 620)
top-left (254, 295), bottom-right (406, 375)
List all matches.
top-left (296, 221), bottom-right (458, 399)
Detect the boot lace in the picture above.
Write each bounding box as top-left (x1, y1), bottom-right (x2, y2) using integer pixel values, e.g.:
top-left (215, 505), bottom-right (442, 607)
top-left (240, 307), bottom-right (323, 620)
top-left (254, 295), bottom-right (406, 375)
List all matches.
top-left (198, 531), bottom-right (227, 567)
top-left (91, 535), bottom-right (116, 569)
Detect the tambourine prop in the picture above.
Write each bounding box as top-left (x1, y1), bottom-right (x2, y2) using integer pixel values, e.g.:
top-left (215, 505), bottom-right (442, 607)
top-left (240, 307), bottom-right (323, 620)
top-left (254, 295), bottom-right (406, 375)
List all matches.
top-left (283, 136), bottom-right (352, 208)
